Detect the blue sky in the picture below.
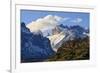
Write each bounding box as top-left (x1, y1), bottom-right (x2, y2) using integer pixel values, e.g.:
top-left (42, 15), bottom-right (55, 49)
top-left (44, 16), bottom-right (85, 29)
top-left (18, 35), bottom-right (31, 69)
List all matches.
top-left (20, 10), bottom-right (90, 28)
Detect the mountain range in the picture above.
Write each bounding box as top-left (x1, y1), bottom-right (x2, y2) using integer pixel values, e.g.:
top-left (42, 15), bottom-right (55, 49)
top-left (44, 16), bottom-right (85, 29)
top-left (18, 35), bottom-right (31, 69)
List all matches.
top-left (21, 15), bottom-right (89, 62)
top-left (21, 22), bottom-right (55, 62)
top-left (47, 25), bottom-right (89, 52)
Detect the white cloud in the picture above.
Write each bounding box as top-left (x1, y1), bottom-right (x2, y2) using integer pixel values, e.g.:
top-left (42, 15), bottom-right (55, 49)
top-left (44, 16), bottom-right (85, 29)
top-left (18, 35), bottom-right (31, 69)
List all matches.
top-left (26, 15), bottom-right (67, 32)
top-left (54, 15), bottom-right (63, 22)
top-left (54, 15), bottom-right (69, 23)
top-left (71, 18), bottom-right (82, 23)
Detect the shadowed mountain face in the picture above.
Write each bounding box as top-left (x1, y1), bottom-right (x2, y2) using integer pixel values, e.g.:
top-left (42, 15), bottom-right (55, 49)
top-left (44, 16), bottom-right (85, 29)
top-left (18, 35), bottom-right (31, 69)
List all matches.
top-left (21, 22), bottom-right (55, 62)
top-left (68, 25), bottom-right (88, 39)
top-left (21, 22), bottom-right (89, 62)
top-left (70, 25), bottom-right (86, 35)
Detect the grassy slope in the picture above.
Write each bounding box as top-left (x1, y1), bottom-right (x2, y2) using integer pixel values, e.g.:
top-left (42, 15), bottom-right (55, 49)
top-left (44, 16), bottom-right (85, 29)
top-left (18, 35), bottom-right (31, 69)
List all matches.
top-left (46, 37), bottom-right (89, 61)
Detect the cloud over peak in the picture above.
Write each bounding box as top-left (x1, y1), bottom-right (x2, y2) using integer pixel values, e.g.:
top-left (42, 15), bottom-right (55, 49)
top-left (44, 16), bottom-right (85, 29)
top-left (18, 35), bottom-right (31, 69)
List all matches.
top-left (26, 15), bottom-right (67, 32)
top-left (71, 18), bottom-right (82, 23)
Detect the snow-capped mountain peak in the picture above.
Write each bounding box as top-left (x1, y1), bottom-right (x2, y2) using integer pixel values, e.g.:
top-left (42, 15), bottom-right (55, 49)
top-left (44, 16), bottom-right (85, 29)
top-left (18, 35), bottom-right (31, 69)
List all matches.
top-left (25, 15), bottom-right (89, 52)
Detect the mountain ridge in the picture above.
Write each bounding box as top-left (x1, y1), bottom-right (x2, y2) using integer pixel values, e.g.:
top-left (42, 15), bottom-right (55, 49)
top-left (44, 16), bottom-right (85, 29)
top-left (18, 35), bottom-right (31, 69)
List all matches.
top-left (21, 22), bottom-right (55, 62)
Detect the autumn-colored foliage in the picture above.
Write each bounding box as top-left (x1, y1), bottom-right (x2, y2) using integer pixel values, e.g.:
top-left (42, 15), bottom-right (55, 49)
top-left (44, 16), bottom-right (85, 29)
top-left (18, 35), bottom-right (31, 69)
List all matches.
top-left (46, 37), bottom-right (89, 61)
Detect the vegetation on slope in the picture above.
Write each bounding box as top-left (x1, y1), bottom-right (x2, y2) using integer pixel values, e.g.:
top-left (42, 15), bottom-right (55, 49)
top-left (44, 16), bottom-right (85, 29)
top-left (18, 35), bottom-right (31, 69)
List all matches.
top-left (46, 37), bottom-right (89, 61)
